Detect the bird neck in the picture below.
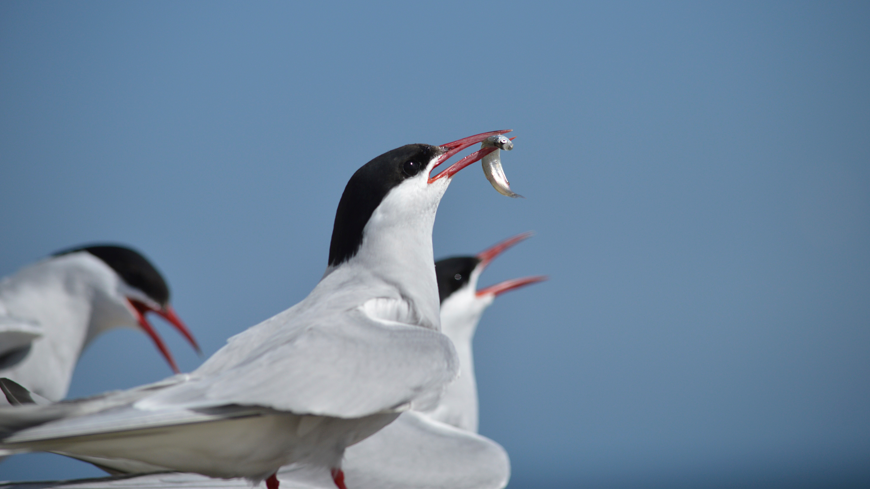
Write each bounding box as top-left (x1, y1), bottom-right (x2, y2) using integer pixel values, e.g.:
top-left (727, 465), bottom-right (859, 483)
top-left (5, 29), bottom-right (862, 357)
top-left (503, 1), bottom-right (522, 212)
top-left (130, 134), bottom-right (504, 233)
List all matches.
top-left (439, 290), bottom-right (491, 344)
top-left (321, 178), bottom-right (448, 331)
top-left (319, 231), bottom-right (441, 331)
top-left (0, 255), bottom-right (110, 400)
top-left (422, 291), bottom-right (492, 431)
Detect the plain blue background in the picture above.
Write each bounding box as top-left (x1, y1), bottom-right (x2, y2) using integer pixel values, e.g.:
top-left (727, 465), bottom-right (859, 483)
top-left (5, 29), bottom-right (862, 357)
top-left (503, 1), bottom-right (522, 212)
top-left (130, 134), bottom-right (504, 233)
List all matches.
top-left (2, 2), bottom-right (869, 487)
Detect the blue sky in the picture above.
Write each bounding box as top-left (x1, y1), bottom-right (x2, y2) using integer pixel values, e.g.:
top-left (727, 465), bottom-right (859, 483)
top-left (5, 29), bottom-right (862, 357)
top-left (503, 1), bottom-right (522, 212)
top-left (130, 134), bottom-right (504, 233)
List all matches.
top-left (1, 2), bottom-right (869, 487)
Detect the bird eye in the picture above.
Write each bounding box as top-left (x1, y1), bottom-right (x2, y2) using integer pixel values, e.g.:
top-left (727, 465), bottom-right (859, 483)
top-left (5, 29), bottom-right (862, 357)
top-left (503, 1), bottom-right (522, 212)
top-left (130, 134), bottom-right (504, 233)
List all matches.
top-left (454, 273), bottom-right (462, 281)
top-left (403, 160), bottom-right (421, 177)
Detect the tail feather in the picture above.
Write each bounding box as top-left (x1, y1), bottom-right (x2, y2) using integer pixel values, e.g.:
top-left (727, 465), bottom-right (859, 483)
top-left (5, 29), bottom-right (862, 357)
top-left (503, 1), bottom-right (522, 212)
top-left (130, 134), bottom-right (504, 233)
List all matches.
top-left (0, 376), bottom-right (188, 449)
top-left (0, 402), bottom-right (78, 441)
top-left (0, 378), bottom-right (50, 406)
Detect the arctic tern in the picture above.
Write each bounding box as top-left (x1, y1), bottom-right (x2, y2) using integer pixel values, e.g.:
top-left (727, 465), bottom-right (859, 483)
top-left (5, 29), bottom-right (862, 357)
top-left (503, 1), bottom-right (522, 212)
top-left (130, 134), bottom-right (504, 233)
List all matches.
top-left (0, 232), bottom-right (545, 489)
top-left (0, 130), bottom-right (512, 489)
top-left (0, 245), bottom-right (197, 402)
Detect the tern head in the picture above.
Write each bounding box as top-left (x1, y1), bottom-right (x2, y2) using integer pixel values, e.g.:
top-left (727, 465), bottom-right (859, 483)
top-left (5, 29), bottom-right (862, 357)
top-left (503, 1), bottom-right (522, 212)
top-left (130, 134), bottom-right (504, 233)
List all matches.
top-left (435, 232), bottom-right (547, 341)
top-left (327, 130), bottom-right (513, 269)
top-left (322, 130), bottom-right (512, 332)
top-left (52, 245), bottom-right (199, 373)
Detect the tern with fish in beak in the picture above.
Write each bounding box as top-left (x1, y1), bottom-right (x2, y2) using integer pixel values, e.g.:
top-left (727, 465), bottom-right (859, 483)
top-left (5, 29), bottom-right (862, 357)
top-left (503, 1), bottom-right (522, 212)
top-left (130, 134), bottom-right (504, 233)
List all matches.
top-left (0, 130), bottom-right (514, 489)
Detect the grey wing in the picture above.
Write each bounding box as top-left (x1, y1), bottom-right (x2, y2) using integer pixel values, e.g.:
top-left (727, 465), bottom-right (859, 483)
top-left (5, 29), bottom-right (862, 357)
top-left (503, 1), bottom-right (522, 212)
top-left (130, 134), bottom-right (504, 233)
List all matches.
top-left (0, 375), bottom-right (191, 444)
top-left (178, 309), bottom-right (459, 418)
top-left (2, 306), bottom-right (458, 444)
top-left (0, 314), bottom-right (41, 357)
top-left (0, 415), bottom-right (508, 489)
top-left (1, 402), bottom-right (270, 447)
top-left (341, 411), bottom-right (511, 489)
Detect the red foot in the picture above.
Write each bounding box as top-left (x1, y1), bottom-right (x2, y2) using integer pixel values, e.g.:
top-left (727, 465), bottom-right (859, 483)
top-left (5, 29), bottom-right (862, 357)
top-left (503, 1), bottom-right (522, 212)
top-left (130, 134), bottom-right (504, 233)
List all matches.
top-left (331, 468), bottom-right (347, 489)
top-left (265, 473), bottom-right (279, 489)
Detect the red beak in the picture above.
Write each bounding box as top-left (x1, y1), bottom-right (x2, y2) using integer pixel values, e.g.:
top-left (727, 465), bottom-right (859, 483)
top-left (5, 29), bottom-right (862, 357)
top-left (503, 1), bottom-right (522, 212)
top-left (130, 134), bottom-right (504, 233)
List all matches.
top-left (472, 232), bottom-right (548, 297)
top-left (476, 231), bottom-right (535, 269)
top-left (127, 299), bottom-right (201, 374)
top-left (428, 129), bottom-right (512, 183)
top-left (476, 275), bottom-right (548, 298)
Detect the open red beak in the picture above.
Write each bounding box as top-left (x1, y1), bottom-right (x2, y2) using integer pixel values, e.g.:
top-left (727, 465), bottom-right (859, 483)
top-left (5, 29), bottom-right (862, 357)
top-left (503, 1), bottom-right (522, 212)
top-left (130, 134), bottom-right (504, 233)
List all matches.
top-left (477, 231), bottom-right (535, 269)
top-left (472, 232), bottom-right (548, 297)
top-left (428, 129), bottom-right (512, 183)
top-left (127, 299), bottom-right (201, 374)
top-left (476, 275), bottom-right (548, 298)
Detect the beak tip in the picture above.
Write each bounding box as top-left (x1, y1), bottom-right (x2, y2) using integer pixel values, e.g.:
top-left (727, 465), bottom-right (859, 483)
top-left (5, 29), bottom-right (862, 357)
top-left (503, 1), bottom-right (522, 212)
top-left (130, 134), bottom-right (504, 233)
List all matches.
top-left (159, 305), bottom-right (200, 354)
top-left (477, 231), bottom-right (536, 266)
top-left (430, 130), bottom-right (516, 181)
top-left (129, 299), bottom-right (197, 374)
top-left (477, 274), bottom-right (547, 297)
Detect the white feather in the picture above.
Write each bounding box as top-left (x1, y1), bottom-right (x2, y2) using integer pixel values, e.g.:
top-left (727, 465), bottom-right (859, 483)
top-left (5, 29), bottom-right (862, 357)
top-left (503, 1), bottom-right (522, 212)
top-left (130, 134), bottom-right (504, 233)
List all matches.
top-left (0, 151), bottom-right (461, 483)
top-left (0, 253), bottom-right (143, 401)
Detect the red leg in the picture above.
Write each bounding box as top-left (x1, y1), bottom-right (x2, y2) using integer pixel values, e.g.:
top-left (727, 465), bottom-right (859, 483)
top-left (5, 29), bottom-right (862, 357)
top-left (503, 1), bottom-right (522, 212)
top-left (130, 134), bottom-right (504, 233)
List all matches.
top-left (265, 473), bottom-right (279, 489)
top-left (330, 468), bottom-right (347, 489)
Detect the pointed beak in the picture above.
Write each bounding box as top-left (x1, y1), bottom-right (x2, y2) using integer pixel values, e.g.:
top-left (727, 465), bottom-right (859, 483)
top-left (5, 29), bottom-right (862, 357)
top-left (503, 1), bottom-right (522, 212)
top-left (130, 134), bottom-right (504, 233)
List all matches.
top-left (428, 129), bottom-right (512, 183)
top-left (154, 305), bottom-right (201, 355)
top-left (473, 232), bottom-right (547, 297)
top-left (476, 231), bottom-right (535, 269)
top-left (127, 299), bottom-right (200, 374)
top-left (476, 275), bottom-right (548, 298)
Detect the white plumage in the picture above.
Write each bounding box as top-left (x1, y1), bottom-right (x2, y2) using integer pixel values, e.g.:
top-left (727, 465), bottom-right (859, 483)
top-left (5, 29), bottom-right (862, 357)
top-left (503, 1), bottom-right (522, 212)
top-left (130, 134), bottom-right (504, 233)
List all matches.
top-left (1, 231), bottom-right (543, 489)
top-left (0, 248), bottom-right (194, 402)
top-left (0, 131), bottom-right (510, 488)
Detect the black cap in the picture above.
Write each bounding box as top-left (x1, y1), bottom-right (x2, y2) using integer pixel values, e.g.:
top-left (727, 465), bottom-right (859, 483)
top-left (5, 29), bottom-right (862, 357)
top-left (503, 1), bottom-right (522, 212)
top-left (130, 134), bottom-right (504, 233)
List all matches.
top-left (434, 256), bottom-right (481, 304)
top-left (328, 143), bottom-right (441, 268)
top-left (53, 245), bottom-right (170, 306)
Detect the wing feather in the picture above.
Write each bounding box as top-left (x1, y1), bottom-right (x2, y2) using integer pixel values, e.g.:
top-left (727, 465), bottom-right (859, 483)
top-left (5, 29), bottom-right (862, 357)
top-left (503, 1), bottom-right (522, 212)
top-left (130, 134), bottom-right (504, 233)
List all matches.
top-left (2, 403), bottom-right (270, 445)
top-left (140, 308), bottom-right (458, 419)
top-left (0, 315), bottom-right (41, 357)
top-left (200, 309), bottom-right (458, 417)
top-left (342, 411), bottom-right (511, 489)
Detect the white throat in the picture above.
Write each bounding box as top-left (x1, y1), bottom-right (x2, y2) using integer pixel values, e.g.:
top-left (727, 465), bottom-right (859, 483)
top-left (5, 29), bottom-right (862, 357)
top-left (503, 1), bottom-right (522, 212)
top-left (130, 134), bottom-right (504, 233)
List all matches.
top-left (0, 253), bottom-right (131, 400)
top-left (321, 173), bottom-right (451, 331)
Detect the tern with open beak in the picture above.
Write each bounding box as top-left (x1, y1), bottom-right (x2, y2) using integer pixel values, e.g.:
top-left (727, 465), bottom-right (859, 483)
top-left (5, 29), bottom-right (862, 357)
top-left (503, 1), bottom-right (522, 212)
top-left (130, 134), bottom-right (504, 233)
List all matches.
top-left (0, 232), bottom-right (545, 489)
top-left (0, 130), bottom-right (513, 489)
top-left (0, 245), bottom-right (198, 403)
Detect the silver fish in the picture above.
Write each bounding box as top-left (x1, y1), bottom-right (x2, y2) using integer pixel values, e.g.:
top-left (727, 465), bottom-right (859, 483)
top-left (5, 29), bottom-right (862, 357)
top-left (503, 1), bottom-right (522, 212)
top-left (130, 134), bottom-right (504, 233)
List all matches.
top-left (481, 135), bottom-right (522, 198)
